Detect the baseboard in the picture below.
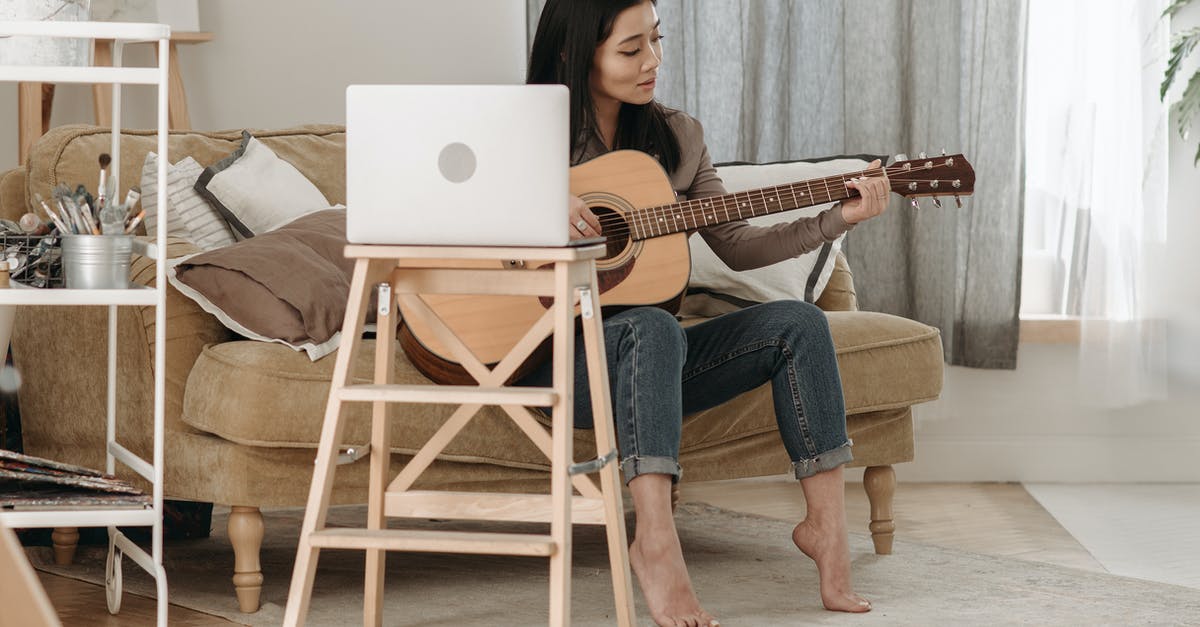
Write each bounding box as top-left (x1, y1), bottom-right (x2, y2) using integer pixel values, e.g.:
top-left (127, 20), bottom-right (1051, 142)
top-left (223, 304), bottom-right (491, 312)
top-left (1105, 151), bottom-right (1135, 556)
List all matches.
top-left (844, 434), bottom-right (1200, 483)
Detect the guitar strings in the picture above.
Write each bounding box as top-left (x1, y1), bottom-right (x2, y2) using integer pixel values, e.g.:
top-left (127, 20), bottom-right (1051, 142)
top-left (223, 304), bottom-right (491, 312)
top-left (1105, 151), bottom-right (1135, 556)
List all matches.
top-left (580, 162), bottom-right (966, 239)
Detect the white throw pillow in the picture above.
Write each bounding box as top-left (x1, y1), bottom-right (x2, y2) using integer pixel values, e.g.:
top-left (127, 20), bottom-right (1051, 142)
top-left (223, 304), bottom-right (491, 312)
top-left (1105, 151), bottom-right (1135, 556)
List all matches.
top-left (684, 157), bottom-right (872, 314)
top-left (140, 152), bottom-right (236, 251)
top-left (193, 131), bottom-right (330, 238)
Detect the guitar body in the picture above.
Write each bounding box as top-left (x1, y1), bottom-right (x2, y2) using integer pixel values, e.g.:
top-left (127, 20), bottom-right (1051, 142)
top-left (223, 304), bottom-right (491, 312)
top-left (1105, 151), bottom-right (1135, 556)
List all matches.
top-left (399, 150), bottom-right (689, 384)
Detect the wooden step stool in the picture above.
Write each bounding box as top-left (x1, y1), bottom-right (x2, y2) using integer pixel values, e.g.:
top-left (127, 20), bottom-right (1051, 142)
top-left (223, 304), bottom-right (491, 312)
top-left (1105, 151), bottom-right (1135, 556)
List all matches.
top-left (283, 244), bottom-right (636, 626)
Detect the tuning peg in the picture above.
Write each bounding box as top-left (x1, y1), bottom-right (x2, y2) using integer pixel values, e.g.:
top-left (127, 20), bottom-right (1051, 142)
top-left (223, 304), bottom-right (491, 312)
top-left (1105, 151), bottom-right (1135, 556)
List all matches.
top-left (932, 197), bottom-right (943, 209)
top-left (954, 195), bottom-right (963, 208)
top-left (941, 148), bottom-right (947, 156)
top-left (918, 151), bottom-right (927, 159)
top-left (910, 198), bottom-right (920, 211)
top-left (894, 153), bottom-right (908, 163)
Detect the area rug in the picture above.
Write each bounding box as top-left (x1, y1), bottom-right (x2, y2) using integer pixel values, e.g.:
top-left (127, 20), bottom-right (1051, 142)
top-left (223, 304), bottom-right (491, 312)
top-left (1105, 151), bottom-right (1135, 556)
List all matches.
top-left (28, 502), bottom-right (1200, 626)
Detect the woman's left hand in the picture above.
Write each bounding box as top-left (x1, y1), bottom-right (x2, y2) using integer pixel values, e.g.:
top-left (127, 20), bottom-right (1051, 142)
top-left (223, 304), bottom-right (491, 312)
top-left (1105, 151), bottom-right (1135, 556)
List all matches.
top-left (839, 159), bottom-right (890, 225)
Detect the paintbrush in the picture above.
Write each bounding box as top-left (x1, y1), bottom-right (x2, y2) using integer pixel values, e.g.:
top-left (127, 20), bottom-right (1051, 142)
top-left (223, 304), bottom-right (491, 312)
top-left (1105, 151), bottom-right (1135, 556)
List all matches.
top-left (33, 193), bottom-right (70, 233)
top-left (97, 153), bottom-right (111, 212)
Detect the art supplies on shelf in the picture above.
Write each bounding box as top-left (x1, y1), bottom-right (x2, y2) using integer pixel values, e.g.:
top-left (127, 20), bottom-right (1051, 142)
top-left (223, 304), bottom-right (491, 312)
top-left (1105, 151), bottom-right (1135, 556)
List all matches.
top-left (29, 154), bottom-right (145, 237)
top-left (0, 449), bottom-right (150, 510)
top-left (0, 231), bottom-right (62, 289)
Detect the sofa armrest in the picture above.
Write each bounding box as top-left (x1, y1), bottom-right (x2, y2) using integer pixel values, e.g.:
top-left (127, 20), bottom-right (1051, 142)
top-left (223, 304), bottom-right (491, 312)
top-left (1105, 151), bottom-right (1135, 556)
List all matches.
top-left (0, 168), bottom-right (27, 224)
top-left (11, 236), bottom-right (235, 483)
top-left (814, 252), bottom-right (858, 312)
top-left (128, 235), bottom-right (237, 425)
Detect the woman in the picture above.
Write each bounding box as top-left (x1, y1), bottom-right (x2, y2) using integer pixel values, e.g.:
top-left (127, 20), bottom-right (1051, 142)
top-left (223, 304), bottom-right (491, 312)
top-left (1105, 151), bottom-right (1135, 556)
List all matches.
top-left (524, 1), bottom-right (890, 624)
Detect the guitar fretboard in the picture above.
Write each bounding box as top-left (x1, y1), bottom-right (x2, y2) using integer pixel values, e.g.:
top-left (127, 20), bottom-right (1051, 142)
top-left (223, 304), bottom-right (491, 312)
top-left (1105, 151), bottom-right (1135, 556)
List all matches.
top-left (627, 169), bottom-right (873, 240)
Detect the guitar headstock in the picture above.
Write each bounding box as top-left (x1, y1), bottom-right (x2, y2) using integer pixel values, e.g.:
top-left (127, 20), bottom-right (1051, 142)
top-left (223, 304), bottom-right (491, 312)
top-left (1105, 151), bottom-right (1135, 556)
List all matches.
top-left (886, 152), bottom-right (975, 209)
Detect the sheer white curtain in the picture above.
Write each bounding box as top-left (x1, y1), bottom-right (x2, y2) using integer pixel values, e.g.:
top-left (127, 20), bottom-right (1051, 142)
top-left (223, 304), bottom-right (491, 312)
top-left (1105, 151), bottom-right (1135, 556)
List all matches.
top-left (1024, 0), bottom-right (1169, 406)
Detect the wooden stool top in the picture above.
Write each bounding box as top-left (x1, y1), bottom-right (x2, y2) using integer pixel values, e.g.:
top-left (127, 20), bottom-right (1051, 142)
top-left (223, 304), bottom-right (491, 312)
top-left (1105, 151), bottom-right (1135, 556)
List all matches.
top-left (344, 243), bottom-right (606, 262)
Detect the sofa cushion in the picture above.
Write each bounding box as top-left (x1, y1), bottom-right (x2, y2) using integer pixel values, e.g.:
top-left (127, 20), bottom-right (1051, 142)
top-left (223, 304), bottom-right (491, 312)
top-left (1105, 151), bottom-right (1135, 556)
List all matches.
top-left (686, 157), bottom-right (873, 311)
top-left (182, 311), bottom-right (941, 470)
top-left (168, 209), bottom-right (351, 360)
top-left (681, 310), bottom-right (942, 414)
top-left (826, 311), bottom-right (943, 411)
top-left (182, 340), bottom-right (586, 470)
top-left (194, 131), bottom-right (332, 238)
top-left (139, 152), bottom-right (236, 250)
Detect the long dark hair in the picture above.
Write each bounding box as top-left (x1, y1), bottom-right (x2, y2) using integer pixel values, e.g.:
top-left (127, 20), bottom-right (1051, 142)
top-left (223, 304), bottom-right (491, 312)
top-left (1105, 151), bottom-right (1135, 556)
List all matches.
top-left (527, 0), bottom-right (681, 173)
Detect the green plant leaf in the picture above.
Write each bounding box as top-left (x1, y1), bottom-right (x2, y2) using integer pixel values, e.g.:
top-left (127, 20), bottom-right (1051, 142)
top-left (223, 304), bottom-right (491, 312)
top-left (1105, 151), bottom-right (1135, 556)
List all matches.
top-left (1162, 27), bottom-right (1200, 99)
top-left (1173, 70), bottom-right (1200, 146)
top-left (1165, 0), bottom-right (1195, 18)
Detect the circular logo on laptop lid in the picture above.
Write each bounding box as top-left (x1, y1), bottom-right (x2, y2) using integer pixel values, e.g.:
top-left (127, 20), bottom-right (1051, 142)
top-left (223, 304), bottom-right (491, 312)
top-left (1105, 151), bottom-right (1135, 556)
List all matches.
top-left (438, 142), bottom-right (476, 183)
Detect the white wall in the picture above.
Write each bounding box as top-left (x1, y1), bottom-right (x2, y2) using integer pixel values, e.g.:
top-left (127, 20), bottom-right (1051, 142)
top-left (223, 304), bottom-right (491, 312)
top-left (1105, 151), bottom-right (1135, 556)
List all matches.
top-left (0, 0), bottom-right (527, 173)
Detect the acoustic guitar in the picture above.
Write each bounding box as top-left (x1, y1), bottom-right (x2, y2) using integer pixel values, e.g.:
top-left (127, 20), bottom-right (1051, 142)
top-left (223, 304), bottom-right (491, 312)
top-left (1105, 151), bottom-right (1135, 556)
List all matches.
top-left (399, 150), bottom-right (975, 384)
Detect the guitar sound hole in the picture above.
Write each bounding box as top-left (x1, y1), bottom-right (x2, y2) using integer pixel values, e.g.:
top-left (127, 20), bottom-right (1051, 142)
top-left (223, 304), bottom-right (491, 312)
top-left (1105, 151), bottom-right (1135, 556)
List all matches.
top-left (591, 206), bottom-right (630, 259)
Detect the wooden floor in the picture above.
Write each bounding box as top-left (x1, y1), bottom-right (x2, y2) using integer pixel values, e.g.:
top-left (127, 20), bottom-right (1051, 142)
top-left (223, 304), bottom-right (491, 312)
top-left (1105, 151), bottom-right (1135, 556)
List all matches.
top-left (34, 480), bottom-right (1101, 626)
top-left (36, 573), bottom-right (231, 626)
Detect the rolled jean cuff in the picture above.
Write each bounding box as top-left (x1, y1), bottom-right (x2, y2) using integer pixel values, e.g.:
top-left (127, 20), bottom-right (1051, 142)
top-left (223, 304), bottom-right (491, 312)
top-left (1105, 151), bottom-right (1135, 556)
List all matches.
top-left (620, 455), bottom-right (682, 485)
top-left (791, 440), bottom-right (854, 480)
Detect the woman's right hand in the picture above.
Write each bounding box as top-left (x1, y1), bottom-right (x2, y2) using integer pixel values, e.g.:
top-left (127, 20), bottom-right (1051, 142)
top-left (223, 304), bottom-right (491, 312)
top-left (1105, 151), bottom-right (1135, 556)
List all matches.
top-left (570, 194), bottom-right (603, 240)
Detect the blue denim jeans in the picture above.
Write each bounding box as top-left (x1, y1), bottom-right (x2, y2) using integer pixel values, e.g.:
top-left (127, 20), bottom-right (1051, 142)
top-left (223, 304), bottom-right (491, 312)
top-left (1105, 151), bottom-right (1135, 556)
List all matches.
top-left (519, 300), bottom-right (853, 484)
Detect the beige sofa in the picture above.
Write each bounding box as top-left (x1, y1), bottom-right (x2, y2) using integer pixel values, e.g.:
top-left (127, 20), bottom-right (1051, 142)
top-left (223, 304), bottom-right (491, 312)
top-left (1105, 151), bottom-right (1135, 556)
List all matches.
top-left (0, 124), bottom-right (944, 613)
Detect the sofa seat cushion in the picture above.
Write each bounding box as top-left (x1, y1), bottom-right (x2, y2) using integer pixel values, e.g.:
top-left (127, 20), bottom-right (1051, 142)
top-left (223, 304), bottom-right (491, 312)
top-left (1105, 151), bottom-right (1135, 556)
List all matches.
top-left (184, 340), bottom-right (611, 471)
top-left (183, 310), bottom-right (939, 470)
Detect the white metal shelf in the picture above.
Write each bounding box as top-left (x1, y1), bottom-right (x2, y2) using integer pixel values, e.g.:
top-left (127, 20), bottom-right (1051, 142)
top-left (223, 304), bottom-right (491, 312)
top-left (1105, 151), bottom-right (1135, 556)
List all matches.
top-left (0, 65), bottom-right (160, 85)
top-left (0, 20), bottom-right (169, 41)
top-left (0, 507), bottom-right (155, 529)
top-left (0, 19), bottom-right (172, 624)
top-left (0, 287), bottom-right (157, 306)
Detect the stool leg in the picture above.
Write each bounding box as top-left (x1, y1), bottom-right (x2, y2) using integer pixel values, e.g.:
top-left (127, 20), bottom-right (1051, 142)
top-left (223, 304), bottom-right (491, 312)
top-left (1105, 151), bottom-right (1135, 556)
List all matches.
top-left (92, 41), bottom-right (113, 127)
top-left (547, 261), bottom-right (579, 626)
top-left (17, 83), bottom-right (43, 165)
top-left (578, 270), bottom-right (636, 627)
top-left (365, 280), bottom-right (396, 626)
top-left (152, 41), bottom-right (191, 129)
top-left (284, 259), bottom-right (389, 626)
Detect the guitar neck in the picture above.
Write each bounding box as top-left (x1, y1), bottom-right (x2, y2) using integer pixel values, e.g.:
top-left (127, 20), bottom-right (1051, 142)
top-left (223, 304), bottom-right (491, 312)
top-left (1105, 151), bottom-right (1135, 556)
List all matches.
top-left (627, 168), bottom-right (870, 240)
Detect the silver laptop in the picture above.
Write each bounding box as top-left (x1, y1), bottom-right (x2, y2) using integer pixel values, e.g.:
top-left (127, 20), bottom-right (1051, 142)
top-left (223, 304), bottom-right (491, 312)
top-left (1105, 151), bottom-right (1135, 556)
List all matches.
top-left (346, 85), bottom-right (570, 246)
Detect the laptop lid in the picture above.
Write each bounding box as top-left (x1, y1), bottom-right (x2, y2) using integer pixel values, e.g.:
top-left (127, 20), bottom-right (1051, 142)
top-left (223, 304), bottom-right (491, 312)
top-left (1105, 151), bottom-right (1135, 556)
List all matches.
top-left (346, 84), bottom-right (570, 246)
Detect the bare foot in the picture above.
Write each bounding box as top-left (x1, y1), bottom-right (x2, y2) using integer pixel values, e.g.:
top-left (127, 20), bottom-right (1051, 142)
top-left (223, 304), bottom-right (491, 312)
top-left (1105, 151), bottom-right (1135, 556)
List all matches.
top-left (792, 518), bottom-right (872, 612)
top-left (629, 530), bottom-right (719, 627)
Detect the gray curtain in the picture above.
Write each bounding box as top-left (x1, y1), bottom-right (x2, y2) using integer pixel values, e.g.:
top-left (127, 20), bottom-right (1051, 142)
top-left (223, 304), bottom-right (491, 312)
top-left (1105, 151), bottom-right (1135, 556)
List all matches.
top-left (527, 0), bottom-right (1026, 369)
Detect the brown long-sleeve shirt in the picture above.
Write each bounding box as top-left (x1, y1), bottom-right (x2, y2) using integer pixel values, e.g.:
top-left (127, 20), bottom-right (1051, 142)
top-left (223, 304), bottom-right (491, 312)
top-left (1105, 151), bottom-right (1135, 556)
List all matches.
top-left (571, 108), bottom-right (854, 271)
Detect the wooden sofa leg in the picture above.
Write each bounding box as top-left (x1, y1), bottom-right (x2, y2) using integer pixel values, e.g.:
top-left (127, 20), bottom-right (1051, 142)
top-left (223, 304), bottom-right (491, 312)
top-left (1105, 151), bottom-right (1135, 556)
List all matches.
top-left (51, 527), bottom-right (78, 565)
top-left (229, 506), bottom-right (264, 613)
top-left (863, 466), bottom-right (896, 555)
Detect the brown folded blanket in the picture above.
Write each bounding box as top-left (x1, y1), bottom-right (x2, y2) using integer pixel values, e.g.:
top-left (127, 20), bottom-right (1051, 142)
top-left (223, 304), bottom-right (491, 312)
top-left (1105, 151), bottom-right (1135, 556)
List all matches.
top-left (171, 208), bottom-right (351, 356)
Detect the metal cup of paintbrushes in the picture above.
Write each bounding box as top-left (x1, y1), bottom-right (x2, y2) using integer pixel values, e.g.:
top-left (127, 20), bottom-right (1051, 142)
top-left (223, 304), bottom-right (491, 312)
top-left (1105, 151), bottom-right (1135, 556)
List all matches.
top-left (61, 234), bottom-right (134, 289)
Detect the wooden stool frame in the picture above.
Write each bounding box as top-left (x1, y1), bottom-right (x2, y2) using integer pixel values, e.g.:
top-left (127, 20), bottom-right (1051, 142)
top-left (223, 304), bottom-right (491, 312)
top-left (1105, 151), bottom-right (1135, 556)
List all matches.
top-left (284, 244), bottom-right (635, 627)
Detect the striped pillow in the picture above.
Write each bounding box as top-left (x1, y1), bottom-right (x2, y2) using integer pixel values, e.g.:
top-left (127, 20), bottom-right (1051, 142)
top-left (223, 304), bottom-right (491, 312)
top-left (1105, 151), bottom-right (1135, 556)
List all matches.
top-left (140, 152), bottom-right (236, 251)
